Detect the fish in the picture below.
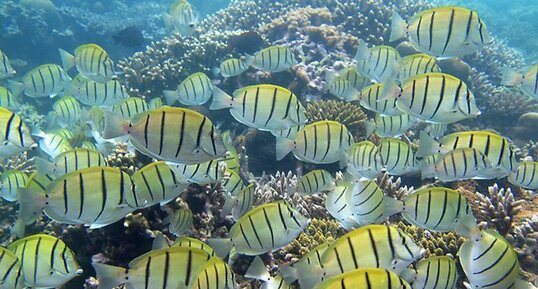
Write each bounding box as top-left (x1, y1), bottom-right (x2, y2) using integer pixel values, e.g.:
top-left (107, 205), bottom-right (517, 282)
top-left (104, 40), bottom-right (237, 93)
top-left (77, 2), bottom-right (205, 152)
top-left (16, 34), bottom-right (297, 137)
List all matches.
top-left (508, 161), bottom-right (538, 190)
top-left (381, 73), bottom-right (481, 124)
top-left (316, 267), bottom-right (412, 289)
top-left (103, 106), bottom-right (227, 165)
top-left (163, 72), bottom-right (231, 106)
top-left (210, 84), bottom-right (307, 132)
top-left (249, 46), bottom-right (298, 73)
top-left (396, 187), bottom-right (475, 233)
top-left (0, 169), bottom-right (29, 202)
top-left (59, 43), bottom-right (117, 83)
top-left (346, 141), bottom-right (381, 179)
top-left (33, 129), bottom-right (73, 159)
top-left (355, 40), bottom-right (400, 82)
top-left (459, 229), bottom-right (530, 289)
top-left (398, 53), bottom-right (441, 81)
top-left (0, 107), bottom-right (36, 158)
top-left (216, 58), bottom-right (249, 78)
top-left (8, 234), bottom-right (82, 288)
top-left (0, 86), bottom-right (20, 109)
top-left (423, 122), bottom-right (448, 138)
top-left (221, 130), bottom-right (240, 174)
top-left (364, 113), bottom-right (417, 138)
top-left (417, 130), bottom-right (518, 178)
top-left (276, 120), bottom-right (354, 166)
top-left (0, 246), bottom-right (24, 289)
top-left (376, 138), bottom-right (418, 176)
top-left (421, 147), bottom-right (502, 181)
top-left (337, 66), bottom-right (371, 91)
top-left (113, 26), bottom-right (145, 48)
top-left (0, 49), bottom-right (16, 79)
top-left (111, 97), bottom-right (149, 118)
top-left (346, 179), bottom-right (402, 226)
top-left (174, 236), bottom-right (216, 256)
top-left (325, 181), bottom-right (360, 230)
top-left (93, 246), bottom-right (212, 289)
top-left (149, 97), bottom-right (163, 109)
top-left (321, 224), bottom-right (424, 279)
top-left (227, 31), bottom-right (265, 55)
top-left (402, 255), bottom-right (458, 289)
top-left (325, 72), bottom-right (361, 101)
top-left (222, 183), bottom-right (255, 220)
top-left (131, 161), bottom-right (189, 208)
top-left (208, 200), bottom-right (310, 256)
top-left (270, 124), bottom-right (305, 140)
top-left (245, 256), bottom-right (293, 289)
top-left (280, 241), bottom-right (331, 289)
top-left (35, 147), bottom-right (107, 178)
top-left (165, 208), bottom-right (193, 237)
top-left (17, 166), bottom-right (137, 228)
top-left (8, 64), bottom-right (71, 98)
top-left (72, 79), bottom-right (130, 107)
top-left (390, 7), bottom-right (492, 57)
top-left (190, 256), bottom-right (237, 289)
top-left (164, 0), bottom-right (198, 37)
top-left (170, 158), bottom-right (226, 185)
top-left (221, 168), bottom-right (246, 196)
top-left (358, 83), bottom-right (403, 116)
top-left (501, 64), bottom-right (538, 99)
top-left (48, 95), bottom-right (82, 128)
top-left (293, 169), bottom-right (335, 196)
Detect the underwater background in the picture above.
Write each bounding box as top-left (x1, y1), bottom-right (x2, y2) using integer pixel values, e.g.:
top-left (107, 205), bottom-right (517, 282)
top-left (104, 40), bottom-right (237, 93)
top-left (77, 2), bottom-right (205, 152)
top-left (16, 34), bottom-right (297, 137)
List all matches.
top-left (0, 0), bottom-right (537, 288)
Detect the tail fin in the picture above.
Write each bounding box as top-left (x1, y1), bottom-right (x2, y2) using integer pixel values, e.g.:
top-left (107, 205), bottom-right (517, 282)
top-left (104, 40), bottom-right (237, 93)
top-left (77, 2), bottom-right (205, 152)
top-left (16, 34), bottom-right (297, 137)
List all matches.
top-left (324, 70), bottom-right (337, 91)
top-left (102, 111), bottom-right (130, 139)
top-left (454, 214), bottom-right (481, 239)
top-left (275, 137), bottom-right (294, 161)
top-left (221, 195), bottom-right (237, 217)
top-left (279, 264), bottom-right (298, 284)
top-left (244, 54), bottom-right (254, 67)
top-left (92, 262), bottom-right (128, 289)
top-left (7, 80), bottom-right (25, 97)
top-left (35, 157), bottom-right (56, 176)
top-left (382, 196), bottom-right (405, 218)
top-left (378, 79), bottom-right (401, 101)
top-left (58, 49), bottom-right (76, 71)
top-left (11, 218), bottom-right (26, 238)
top-left (209, 87), bottom-right (233, 110)
top-left (152, 232), bottom-right (170, 250)
top-left (162, 90), bottom-right (179, 105)
top-left (354, 39), bottom-right (370, 62)
top-left (206, 238), bottom-right (233, 259)
top-left (421, 162), bottom-right (437, 180)
top-left (364, 120), bottom-right (376, 138)
top-left (17, 187), bottom-right (46, 225)
top-left (416, 131), bottom-right (437, 157)
top-left (244, 256), bottom-right (271, 281)
top-left (389, 12), bottom-right (408, 42)
top-left (501, 67), bottom-right (524, 87)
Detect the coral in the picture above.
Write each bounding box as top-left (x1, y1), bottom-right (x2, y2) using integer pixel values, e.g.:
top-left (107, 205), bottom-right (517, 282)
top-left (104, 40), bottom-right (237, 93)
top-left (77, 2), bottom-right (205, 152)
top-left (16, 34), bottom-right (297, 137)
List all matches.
top-left (105, 143), bottom-right (141, 175)
top-left (274, 218), bottom-right (345, 263)
top-left (507, 216), bottom-right (538, 274)
top-left (521, 141), bottom-right (538, 161)
top-left (398, 222), bottom-right (466, 258)
top-left (473, 184), bottom-right (525, 236)
top-left (0, 151), bottom-right (35, 174)
top-left (14, 103), bottom-right (46, 129)
top-left (304, 100), bottom-right (367, 140)
top-left (375, 172), bottom-right (413, 201)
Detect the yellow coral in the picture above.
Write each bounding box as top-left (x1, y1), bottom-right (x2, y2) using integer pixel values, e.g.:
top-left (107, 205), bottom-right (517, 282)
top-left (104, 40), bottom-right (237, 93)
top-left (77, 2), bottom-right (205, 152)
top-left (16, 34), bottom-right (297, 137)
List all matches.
top-left (305, 100), bottom-right (367, 140)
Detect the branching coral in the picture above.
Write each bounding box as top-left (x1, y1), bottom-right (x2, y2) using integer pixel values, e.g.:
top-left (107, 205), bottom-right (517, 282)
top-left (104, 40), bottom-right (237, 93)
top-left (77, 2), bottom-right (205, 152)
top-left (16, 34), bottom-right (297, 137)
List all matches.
top-left (398, 222), bottom-right (466, 258)
top-left (375, 172), bottom-right (414, 201)
top-left (507, 216), bottom-right (538, 274)
top-left (305, 99), bottom-right (368, 140)
top-left (0, 151), bottom-right (35, 174)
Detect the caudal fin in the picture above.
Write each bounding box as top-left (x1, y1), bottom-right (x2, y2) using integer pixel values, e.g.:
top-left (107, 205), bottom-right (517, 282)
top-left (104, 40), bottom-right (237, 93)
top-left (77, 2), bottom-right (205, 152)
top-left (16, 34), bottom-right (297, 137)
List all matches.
top-left (244, 256), bottom-right (271, 281)
top-left (17, 187), bottom-right (46, 225)
top-left (354, 39), bottom-right (370, 62)
top-left (378, 79), bottom-right (401, 101)
top-left (416, 131), bottom-right (437, 157)
top-left (8, 80), bottom-right (25, 97)
top-left (206, 238), bottom-right (233, 259)
top-left (454, 214), bottom-right (481, 239)
top-left (382, 196), bottom-right (405, 219)
top-left (92, 262), bottom-right (128, 289)
top-left (58, 49), bottom-right (76, 71)
top-left (102, 111), bottom-right (130, 139)
top-left (275, 137), bottom-right (294, 161)
top-left (389, 12), bottom-right (408, 42)
top-left (209, 86), bottom-right (233, 110)
top-left (501, 67), bottom-right (524, 87)
top-left (35, 157), bottom-right (55, 176)
top-left (162, 90), bottom-right (179, 105)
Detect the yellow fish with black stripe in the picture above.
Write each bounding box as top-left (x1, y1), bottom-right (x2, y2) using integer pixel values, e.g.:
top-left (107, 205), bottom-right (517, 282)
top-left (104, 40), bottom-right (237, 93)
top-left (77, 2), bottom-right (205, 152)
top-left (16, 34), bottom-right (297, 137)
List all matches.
top-left (390, 7), bottom-right (492, 57)
top-left (337, 66), bottom-right (371, 91)
top-left (112, 97), bottom-right (149, 118)
top-left (190, 256), bottom-right (237, 289)
top-left (222, 182), bottom-right (255, 221)
top-left (221, 130), bottom-right (240, 174)
top-left (208, 200), bottom-right (310, 256)
top-left (216, 58), bottom-right (249, 78)
top-left (381, 72), bottom-right (481, 124)
top-left (59, 43), bottom-right (117, 83)
top-left (376, 138), bottom-right (418, 176)
top-left (33, 129), bottom-right (73, 159)
top-left (18, 166), bottom-right (138, 228)
top-left (249, 45), bottom-right (298, 73)
top-left (164, 0), bottom-right (198, 37)
top-left (0, 169), bottom-right (29, 202)
top-left (508, 161), bottom-right (538, 190)
top-left (103, 106), bottom-right (227, 165)
top-left (211, 84), bottom-right (307, 132)
top-left (8, 234), bottom-right (82, 288)
top-left (354, 40), bottom-right (400, 82)
top-left (131, 161), bottom-right (189, 208)
top-left (364, 113), bottom-right (417, 138)
top-left (0, 107), bottom-right (36, 158)
top-left (165, 208), bottom-right (193, 237)
top-left (401, 255), bottom-right (458, 289)
top-left (502, 64), bottom-right (538, 99)
top-left (418, 130), bottom-right (518, 178)
top-left (280, 241), bottom-right (331, 289)
top-left (346, 141), bottom-right (381, 180)
top-left (35, 147), bottom-right (107, 178)
top-left (325, 70), bottom-right (361, 101)
top-left (48, 95), bottom-right (82, 128)
top-left (358, 83), bottom-right (402, 116)
top-left (346, 179), bottom-right (402, 226)
top-left (325, 180), bottom-right (360, 230)
top-left (0, 246), bottom-right (24, 289)
top-left (93, 246), bottom-right (212, 289)
top-left (72, 79), bottom-right (129, 107)
top-left (170, 158), bottom-right (226, 185)
top-left (276, 120), bottom-right (354, 166)
top-left (321, 224), bottom-right (424, 279)
top-left (9, 64), bottom-right (71, 98)
top-left (293, 169), bottom-right (335, 196)
top-left (221, 168), bottom-right (246, 196)
top-left (398, 53), bottom-right (441, 81)
top-left (163, 72), bottom-right (231, 106)
top-left (245, 256), bottom-right (293, 289)
top-left (0, 49), bottom-right (16, 80)
top-left (316, 267), bottom-right (412, 289)
top-left (0, 86), bottom-right (20, 109)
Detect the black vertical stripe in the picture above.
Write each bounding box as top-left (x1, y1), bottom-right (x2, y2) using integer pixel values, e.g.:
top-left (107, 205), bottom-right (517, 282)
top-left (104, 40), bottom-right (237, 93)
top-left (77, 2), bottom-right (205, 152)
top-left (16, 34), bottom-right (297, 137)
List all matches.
top-left (175, 111), bottom-right (186, 158)
top-left (367, 229), bottom-right (380, 267)
top-left (428, 12), bottom-right (436, 52)
top-left (158, 111), bottom-right (166, 155)
top-left (78, 172), bottom-right (85, 219)
top-left (420, 76), bottom-right (430, 115)
top-left (144, 256), bottom-right (151, 289)
top-left (442, 9), bottom-right (456, 55)
top-left (431, 75), bottom-right (446, 119)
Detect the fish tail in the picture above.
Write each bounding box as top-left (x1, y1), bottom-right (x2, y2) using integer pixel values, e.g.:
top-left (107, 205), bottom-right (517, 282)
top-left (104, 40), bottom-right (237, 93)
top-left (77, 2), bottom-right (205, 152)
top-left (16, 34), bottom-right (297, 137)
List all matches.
top-left (58, 48), bottom-right (76, 71)
top-left (364, 120), bottom-right (376, 138)
top-left (454, 214), bottom-right (480, 239)
top-left (209, 87), bottom-right (233, 110)
top-left (7, 80), bottom-right (25, 97)
top-left (244, 256), bottom-right (271, 281)
top-left (344, 87), bottom-right (361, 102)
top-left (390, 12), bottom-right (408, 42)
top-left (151, 232), bottom-right (170, 250)
top-left (275, 137), bottom-right (294, 161)
top-left (501, 67), bottom-right (524, 87)
top-left (35, 157), bottom-right (55, 175)
top-left (92, 262), bottom-right (128, 289)
top-left (244, 54), bottom-right (254, 67)
top-left (162, 90), bottom-right (179, 105)
top-left (206, 238), bottom-right (234, 259)
top-left (221, 195), bottom-right (237, 218)
top-left (11, 218), bottom-right (26, 238)
top-left (378, 78), bottom-right (401, 101)
top-left (382, 196), bottom-right (405, 218)
top-left (416, 131), bottom-right (437, 157)
top-left (279, 264), bottom-right (298, 284)
top-left (354, 39), bottom-right (370, 62)
top-left (420, 162), bottom-right (436, 180)
top-left (17, 187), bottom-right (46, 225)
top-left (102, 111), bottom-right (130, 139)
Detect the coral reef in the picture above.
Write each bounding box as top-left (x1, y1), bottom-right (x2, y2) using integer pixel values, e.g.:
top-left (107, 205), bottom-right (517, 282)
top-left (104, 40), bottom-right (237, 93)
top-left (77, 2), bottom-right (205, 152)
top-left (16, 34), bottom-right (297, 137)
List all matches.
top-left (507, 216), bottom-right (538, 274)
top-left (397, 222), bottom-right (466, 258)
top-left (375, 172), bottom-right (413, 201)
top-left (0, 151), bottom-right (35, 174)
top-left (304, 99), bottom-right (368, 140)
top-left (105, 143), bottom-right (142, 175)
top-left (14, 103), bottom-right (46, 129)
